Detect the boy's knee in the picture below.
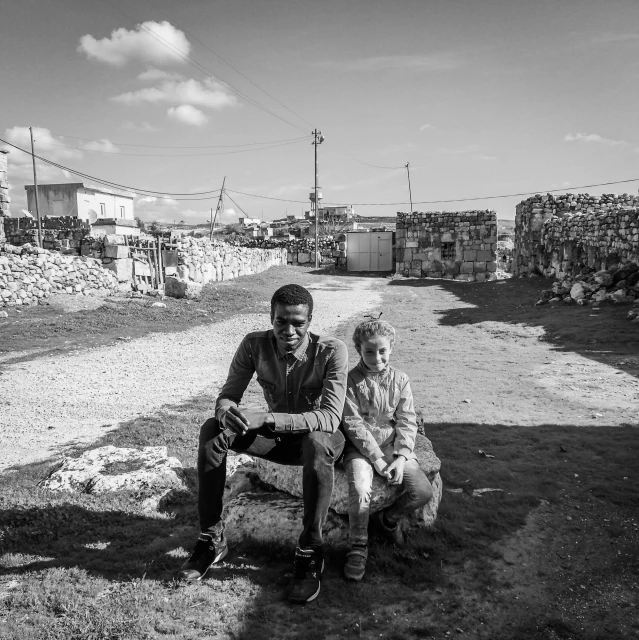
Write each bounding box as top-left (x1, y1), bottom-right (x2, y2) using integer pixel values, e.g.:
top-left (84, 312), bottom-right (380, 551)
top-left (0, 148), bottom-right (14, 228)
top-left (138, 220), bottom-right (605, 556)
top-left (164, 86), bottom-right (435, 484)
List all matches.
top-left (415, 476), bottom-right (433, 504)
top-left (199, 417), bottom-right (221, 447)
top-left (301, 431), bottom-right (341, 461)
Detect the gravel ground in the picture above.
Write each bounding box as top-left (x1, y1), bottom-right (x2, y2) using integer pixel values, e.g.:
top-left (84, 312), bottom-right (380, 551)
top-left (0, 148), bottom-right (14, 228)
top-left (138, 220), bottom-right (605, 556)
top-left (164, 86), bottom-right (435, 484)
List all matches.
top-left (0, 278), bottom-right (382, 473)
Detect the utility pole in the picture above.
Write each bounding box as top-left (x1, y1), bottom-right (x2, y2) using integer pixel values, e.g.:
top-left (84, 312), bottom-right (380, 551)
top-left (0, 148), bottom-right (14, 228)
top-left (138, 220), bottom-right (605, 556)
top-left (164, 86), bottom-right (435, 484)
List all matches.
top-left (405, 162), bottom-right (414, 214)
top-left (312, 129), bottom-right (324, 268)
top-left (212, 176), bottom-right (226, 234)
top-left (209, 207), bottom-right (214, 240)
top-left (29, 127), bottom-right (42, 247)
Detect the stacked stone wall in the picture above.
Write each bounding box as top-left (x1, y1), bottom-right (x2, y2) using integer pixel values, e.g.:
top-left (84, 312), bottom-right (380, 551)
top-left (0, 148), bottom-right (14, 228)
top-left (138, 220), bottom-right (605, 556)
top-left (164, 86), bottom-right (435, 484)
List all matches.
top-left (396, 210), bottom-right (497, 281)
top-left (0, 243), bottom-right (119, 307)
top-left (225, 235), bottom-right (346, 267)
top-left (0, 152), bottom-right (10, 243)
top-left (513, 194), bottom-right (639, 278)
top-left (172, 236), bottom-right (287, 285)
top-left (3, 216), bottom-right (90, 252)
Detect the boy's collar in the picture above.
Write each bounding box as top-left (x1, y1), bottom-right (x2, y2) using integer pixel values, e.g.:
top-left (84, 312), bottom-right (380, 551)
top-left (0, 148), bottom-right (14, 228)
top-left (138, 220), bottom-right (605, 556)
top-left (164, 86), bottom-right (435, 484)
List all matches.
top-left (357, 359), bottom-right (391, 377)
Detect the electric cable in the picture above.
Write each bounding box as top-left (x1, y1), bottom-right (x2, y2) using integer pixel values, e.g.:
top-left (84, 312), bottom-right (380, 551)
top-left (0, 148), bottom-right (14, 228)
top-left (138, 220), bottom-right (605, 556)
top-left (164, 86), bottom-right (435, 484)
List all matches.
top-left (0, 137), bottom-right (220, 200)
top-left (47, 132), bottom-right (311, 149)
top-left (142, 0), bottom-right (315, 129)
top-left (40, 137), bottom-right (310, 157)
top-left (94, 0), bottom-right (311, 135)
top-left (223, 190), bottom-right (250, 218)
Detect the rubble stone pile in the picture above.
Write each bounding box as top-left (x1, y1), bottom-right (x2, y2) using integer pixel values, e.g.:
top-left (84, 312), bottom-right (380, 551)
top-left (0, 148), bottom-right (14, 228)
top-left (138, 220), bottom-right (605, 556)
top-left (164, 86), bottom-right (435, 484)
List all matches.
top-left (396, 210), bottom-right (498, 281)
top-left (514, 193), bottom-right (639, 278)
top-left (0, 242), bottom-right (119, 307)
top-left (536, 263), bottom-right (639, 310)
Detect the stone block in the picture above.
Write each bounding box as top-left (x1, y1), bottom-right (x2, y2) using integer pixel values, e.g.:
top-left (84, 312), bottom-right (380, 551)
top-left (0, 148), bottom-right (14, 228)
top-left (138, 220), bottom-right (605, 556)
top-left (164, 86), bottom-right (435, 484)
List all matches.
top-left (164, 276), bottom-right (202, 299)
top-left (486, 261), bottom-right (497, 272)
top-left (298, 252), bottom-right (310, 264)
top-left (476, 250), bottom-right (494, 261)
top-left (475, 272), bottom-right (487, 282)
top-left (460, 261), bottom-right (474, 274)
top-left (104, 245), bottom-right (130, 259)
top-left (103, 258), bottom-right (133, 282)
top-left (103, 234), bottom-right (125, 247)
top-left (463, 250), bottom-right (477, 262)
top-left (475, 261), bottom-right (487, 272)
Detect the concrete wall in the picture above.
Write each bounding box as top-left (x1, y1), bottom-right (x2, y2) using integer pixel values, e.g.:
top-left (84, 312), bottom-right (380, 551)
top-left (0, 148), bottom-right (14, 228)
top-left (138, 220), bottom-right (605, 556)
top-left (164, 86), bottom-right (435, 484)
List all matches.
top-left (25, 184), bottom-right (134, 221)
top-left (513, 194), bottom-right (639, 278)
top-left (396, 210), bottom-right (498, 281)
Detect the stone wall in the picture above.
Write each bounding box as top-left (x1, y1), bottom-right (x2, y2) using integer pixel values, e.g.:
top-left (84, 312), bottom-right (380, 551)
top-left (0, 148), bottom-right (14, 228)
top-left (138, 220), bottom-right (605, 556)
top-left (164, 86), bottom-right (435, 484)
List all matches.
top-left (0, 152), bottom-right (9, 243)
top-left (396, 210), bottom-right (497, 281)
top-left (172, 236), bottom-right (287, 284)
top-left (513, 194), bottom-right (639, 278)
top-left (0, 243), bottom-right (119, 307)
top-left (3, 216), bottom-right (90, 252)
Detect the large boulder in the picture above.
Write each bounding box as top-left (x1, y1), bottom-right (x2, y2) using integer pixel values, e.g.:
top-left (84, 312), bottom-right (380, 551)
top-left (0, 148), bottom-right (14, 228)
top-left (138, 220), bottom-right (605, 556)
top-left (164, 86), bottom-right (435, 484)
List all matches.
top-left (165, 276), bottom-right (202, 299)
top-left (251, 434), bottom-right (443, 527)
top-left (40, 446), bottom-right (187, 498)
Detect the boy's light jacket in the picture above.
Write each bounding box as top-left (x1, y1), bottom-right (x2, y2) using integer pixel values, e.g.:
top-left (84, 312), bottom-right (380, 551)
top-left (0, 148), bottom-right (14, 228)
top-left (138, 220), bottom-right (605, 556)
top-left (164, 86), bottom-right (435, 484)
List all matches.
top-left (342, 361), bottom-right (418, 464)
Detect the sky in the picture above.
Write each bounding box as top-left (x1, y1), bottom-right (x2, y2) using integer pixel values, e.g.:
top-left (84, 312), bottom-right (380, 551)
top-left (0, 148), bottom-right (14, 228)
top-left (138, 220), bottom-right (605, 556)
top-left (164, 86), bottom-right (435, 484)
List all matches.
top-left (2, 0), bottom-right (639, 223)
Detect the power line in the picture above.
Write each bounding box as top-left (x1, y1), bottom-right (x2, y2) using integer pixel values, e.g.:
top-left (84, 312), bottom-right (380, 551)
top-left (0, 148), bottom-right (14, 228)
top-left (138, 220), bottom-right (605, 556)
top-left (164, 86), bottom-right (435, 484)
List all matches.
top-left (223, 190), bottom-right (250, 218)
top-left (95, 0), bottom-right (310, 135)
top-left (47, 132), bottom-right (311, 149)
top-left (142, 0), bottom-right (315, 129)
top-left (0, 137), bottom-right (220, 200)
top-left (40, 137), bottom-right (310, 157)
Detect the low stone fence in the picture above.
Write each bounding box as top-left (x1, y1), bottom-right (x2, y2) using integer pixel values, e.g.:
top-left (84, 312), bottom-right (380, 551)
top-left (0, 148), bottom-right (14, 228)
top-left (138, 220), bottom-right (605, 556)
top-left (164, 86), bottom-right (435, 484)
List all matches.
top-left (513, 193), bottom-right (639, 278)
top-left (396, 210), bottom-right (497, 281)
top-left (0, 243), bottom-right (119, 307)
top-left (3, 216), bottom-right (91, 252)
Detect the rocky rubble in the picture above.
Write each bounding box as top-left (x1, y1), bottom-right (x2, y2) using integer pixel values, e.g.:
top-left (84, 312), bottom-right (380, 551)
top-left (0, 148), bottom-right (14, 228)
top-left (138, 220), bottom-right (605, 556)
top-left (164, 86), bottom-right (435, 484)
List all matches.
top-left (536, 262), bottom-right (639, 314)
top-left (0, 242), bottom-right (119, 307)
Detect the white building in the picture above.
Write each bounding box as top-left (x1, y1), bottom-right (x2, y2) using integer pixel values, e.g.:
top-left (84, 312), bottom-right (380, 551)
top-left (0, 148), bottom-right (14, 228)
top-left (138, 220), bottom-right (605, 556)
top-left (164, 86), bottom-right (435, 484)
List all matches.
top-left (25, 183), bottom-right (134, 222)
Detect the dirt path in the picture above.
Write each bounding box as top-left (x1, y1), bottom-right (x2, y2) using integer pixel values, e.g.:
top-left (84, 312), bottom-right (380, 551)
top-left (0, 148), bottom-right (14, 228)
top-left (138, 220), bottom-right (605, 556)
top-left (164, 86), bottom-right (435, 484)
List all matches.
top-left (0, 277), bottom-right (381, 472)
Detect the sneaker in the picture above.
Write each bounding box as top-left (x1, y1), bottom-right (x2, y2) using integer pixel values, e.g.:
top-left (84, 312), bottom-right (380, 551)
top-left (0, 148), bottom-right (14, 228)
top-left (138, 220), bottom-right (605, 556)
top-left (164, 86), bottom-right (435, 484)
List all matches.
top-left (288, 547), bottom-right (324, 604)
top-left (371, 510), bottom-right (405, 546)
top-left (179, 531), bottom-right (228, 581)
top-left (344, 545), bottom-right (368, 581)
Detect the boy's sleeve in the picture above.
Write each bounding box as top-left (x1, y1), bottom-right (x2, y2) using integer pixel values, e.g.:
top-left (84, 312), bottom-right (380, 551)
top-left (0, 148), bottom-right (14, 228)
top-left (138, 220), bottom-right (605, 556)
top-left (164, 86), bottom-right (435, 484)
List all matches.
top-left (342, 377), bottom-right (385, 464)
top-left (393, 376), bottom-right (418, 459)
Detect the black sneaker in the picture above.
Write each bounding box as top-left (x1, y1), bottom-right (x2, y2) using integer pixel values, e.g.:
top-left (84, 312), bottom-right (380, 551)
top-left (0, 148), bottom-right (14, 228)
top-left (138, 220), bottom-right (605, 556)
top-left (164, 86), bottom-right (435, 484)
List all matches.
top-left (179, 531), bottom-right (228, 581)
top-left (371, 510), bottom-right (405, 546)
top-left (287, 547), bottom-right (324, 604)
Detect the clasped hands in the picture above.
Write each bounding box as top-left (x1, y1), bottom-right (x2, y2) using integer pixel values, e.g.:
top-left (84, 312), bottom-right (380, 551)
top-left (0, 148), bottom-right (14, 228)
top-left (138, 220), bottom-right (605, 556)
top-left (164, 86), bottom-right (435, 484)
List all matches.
top-left (373, 455), bottom-right (405, 486)
top-left (221, 406), bottom-right (274, 436)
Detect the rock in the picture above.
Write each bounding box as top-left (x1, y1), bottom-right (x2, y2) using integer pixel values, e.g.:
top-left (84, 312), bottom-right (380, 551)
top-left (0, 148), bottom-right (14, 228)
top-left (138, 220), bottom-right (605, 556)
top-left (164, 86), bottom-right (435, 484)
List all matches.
top-left (164, 276), bottom-right (202, 300)
top-left (594, 271), bottom-right (614, 287)
top-left (570, 283), bottom-right (585, 300)
top-left (224, 492), bottom-right (348, 547)
top-left (627, 272), bottom-right (639, 287)
top-left (0, 310), bottom-right (7, 318)
top-left (252, 434), bottom-right (443, 528)
top-left (39, 445), bottom-right (187, 496)
top-left (611, 289), bottom-right (630, 303)
top-left (103, 258), bottom-right (133, 283)
top-left (151, 302), bottom-right (167, 308)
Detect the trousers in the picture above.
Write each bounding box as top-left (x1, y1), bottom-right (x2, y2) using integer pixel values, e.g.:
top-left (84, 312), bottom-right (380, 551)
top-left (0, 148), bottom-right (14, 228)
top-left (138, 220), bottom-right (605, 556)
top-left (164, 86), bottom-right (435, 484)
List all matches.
top-left (345, 455), bottom-right (432, 546)
top-left (197, 417), bottom-right (345, 549)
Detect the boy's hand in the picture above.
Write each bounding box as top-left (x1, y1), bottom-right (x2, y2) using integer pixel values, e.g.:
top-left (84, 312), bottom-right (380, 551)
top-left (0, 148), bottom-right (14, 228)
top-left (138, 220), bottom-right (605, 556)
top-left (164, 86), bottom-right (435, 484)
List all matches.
top-left (385, 456), bottom-right (406, 486)
top-left (373, 457), bottom-right (390, 478)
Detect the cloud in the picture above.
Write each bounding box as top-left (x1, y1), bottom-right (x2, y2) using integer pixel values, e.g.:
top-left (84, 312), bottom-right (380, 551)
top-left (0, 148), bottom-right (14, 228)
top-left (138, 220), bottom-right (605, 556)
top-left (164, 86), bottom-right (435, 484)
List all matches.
top-left (477, 155), bottom-right (496, 161)
top-left (167, 104), bottom-right (208, 126)
top-left (419, 123), bottom-right (435, 131)
top-left (78, 21), bottom-right (190, 66)
top-left (591, 33), bottom-right (639, 44)
top-left (138, 67), bottom-right (184, 82)
top-left (112, 78), bottom-right (236, 110)
top-left (331, 52), bottom-right (462, 72)
top-left (82, 139), bottom-right (120, 153)
top-left (135, 195), bottom-right (179, 208)
top-left (122, 121), bottom-right (161, 132)
top-left (564, 132), bottom-right (630, 147)
top-left (3, 126), bottom-right (83, 161)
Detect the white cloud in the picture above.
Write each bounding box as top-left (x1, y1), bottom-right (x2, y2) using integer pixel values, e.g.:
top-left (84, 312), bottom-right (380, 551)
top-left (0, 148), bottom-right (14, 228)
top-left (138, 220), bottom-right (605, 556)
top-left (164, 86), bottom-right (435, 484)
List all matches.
top-left (564, 132), bottom-right (630, 147)
top-left (138, 67), bottom-right (184, 82)
top-left (3, 126), bottom-right (83, 161)
top-left (167, 104), bottom-right (208, 126)
top-left (419, 123), bottom-right (435, 131)
top-left (78, 21), bottom-right (190, 67)
top-left (112, 78), bottom-right (236, 110)
top-left (82, 139), bottom-right (120, 153)
top-left (477, 154), bottom-right (497, 161)
top-left (591, 33), bottom-right (639, 44)
top-left (122, 121), bottom-right (161, 132)
top-left (135, 195), bottom-right (179, 208)
top-left (333, 52), bottom-right (462, 72)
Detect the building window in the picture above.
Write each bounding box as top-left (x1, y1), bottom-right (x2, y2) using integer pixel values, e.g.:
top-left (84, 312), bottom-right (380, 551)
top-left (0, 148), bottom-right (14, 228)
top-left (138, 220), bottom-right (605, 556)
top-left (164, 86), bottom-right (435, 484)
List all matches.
top-left (441, 242), bottom-right (456, 261)
top-left (100, 203), bottom-right (106, 217)
top-left (120, 206), bottom-right (125, 218)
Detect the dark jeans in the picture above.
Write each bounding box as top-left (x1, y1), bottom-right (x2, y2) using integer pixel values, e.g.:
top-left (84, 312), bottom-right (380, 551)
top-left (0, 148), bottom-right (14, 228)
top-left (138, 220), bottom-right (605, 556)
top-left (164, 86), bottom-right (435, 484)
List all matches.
top-left (197, 418), bottom-right (345, 549)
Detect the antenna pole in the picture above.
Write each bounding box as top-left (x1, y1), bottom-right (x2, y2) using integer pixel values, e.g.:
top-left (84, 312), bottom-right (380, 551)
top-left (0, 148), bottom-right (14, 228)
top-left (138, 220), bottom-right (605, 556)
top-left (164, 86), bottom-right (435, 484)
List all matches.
top-left (29, 127), bottom-right (43, 247)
